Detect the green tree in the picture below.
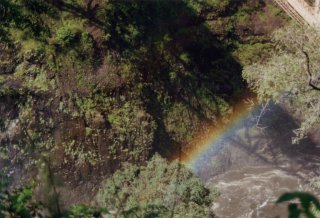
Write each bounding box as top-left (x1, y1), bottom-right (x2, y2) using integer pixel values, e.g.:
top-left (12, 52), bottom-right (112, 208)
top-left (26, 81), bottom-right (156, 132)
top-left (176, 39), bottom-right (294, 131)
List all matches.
top-left (96, 155), bottom-right (216, 218)
top-left (243, 23), bottom-right (320, 142)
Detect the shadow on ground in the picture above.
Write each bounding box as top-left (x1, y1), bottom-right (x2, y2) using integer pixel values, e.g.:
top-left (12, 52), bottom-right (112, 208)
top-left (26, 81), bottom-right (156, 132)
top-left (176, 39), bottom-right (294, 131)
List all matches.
top-left (194, 103), bottom-right (320, 218)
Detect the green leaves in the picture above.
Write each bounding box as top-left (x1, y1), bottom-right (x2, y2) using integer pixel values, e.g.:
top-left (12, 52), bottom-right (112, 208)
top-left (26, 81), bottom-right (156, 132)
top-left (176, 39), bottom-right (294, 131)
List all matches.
top-left (63, 204), bottom-right (109, 218)
top-left (243, 23), bottom-right (320, 142)
top-left (276, 192), bottom-right (320, 218)
top-left (55, 26), bottom-right (78, 47)
top-left (10, 187), bottom-right (33, 218)
top-left (122, 205), bottom-right (169, 218)
top-left (0, 186), bottom-right (41, 218)
top-left (97, 155), bottom-right (215, 218)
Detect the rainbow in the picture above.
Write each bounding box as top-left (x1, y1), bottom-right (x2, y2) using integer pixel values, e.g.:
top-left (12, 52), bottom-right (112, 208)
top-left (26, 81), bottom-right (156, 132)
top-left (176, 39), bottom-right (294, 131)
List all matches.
top-left (179, 95), bottom-right (259, 171)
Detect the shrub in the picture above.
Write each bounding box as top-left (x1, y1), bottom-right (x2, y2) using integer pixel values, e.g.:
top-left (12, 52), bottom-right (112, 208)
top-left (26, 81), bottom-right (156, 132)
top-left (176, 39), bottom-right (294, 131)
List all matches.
top-left (55, 26), bottom-right (78, 47)
top-left (164, 103), bottom-right (200, 143)
top-left (97, 154), bottom-right (216, 218)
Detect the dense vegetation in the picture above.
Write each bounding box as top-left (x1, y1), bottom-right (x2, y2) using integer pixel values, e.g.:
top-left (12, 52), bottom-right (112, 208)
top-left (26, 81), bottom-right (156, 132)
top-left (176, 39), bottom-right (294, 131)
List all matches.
top-left (5, 0), bottom-right (317, 217)
top-left (243, 23), bottom-right (320, 142)
top-left (97, 155), bottom-right (217, 218)
top-left (0, 0), bottom-right (284, 185)
top-left (1, 155), bottom-right (216, 217)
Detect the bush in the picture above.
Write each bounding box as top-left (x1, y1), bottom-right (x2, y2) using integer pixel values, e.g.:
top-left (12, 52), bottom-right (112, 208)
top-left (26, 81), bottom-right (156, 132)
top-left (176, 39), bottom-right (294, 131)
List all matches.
top-left (164, 103), bottom-right (201, 143)
top-left (55, 26), bottom-right (78, 47)
top-left (107, 101), bottom-right (156, 162)
top-left (97, 154), bottom-right (216, 218)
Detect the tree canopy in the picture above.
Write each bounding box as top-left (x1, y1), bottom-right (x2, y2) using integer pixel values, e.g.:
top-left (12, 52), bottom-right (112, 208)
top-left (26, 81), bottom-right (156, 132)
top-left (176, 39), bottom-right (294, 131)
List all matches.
top-left (243, 23), bottom-right (320, 142)
top-left (96, 155), bottom-right (217, 218)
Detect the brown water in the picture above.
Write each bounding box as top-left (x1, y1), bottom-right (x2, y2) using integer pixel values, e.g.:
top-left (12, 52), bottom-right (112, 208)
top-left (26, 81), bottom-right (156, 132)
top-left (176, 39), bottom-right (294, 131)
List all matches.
top-left (210, 167), bottom-right (303, 217)
top-left (198, 104), bottom-right (320, 217)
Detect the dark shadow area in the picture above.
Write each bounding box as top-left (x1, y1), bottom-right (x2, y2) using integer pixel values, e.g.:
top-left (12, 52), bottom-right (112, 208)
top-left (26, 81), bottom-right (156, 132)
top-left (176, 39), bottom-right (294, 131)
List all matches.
top-left (0, 0), bottom-right (247, 165)
top-left (1, 0), bottom-right (250, 206)
top-left (45, 0), bottom-right (103, 27)
top-left (197, 103), bottom-right (320, 218)
top-left (194, 103), bottom-right (320, 181)
top-left (97, 0), bottom-right (246, 157)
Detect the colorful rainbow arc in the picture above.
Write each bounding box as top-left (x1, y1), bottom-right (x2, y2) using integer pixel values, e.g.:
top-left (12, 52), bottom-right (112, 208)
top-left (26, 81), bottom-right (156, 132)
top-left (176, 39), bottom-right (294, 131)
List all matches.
top-left (179, 96), bottom-right (257, 170)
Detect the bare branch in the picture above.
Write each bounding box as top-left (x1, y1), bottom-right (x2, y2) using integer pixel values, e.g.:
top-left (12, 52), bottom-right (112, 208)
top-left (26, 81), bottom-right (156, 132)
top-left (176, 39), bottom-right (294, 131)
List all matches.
top-left (255, 99), bottom-right (270, 129)
top-left (302, 50), bottom-right (320, 91)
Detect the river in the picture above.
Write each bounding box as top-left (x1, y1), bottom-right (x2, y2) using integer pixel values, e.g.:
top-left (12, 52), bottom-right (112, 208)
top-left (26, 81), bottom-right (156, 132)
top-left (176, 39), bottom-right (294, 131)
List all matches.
top-left (193, 103), bottom-right (320, 217)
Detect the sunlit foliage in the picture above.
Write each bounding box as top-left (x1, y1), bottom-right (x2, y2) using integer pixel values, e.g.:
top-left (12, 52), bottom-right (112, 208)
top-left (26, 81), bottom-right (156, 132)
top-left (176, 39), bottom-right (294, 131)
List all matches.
top-left (243, 23), bottom-right (320, 142)
top-left (97, 155), bottom-right (217, 218)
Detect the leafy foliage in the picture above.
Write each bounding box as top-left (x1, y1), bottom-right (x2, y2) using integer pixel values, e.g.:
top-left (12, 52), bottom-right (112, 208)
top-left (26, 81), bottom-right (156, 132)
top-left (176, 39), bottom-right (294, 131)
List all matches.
top-left (63, 205), bottom-right (108, 218)
top-left (97, 155), bottom-right (217, 218)
top-left (0, 0), bottom-right (286, 210)
top-left (243, 23), bottom-right (320, 142)
top-left (0, 0), bottom-right (247, 179)
top-left (276, 192), bottom-right (320, 218)
top-left (0, 184), bottom-right (46, 218)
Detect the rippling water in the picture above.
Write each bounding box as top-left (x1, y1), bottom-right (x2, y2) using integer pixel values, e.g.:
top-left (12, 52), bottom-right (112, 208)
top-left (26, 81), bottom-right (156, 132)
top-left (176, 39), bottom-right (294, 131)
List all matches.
top-left (194, 104), bottom-right (320, 217)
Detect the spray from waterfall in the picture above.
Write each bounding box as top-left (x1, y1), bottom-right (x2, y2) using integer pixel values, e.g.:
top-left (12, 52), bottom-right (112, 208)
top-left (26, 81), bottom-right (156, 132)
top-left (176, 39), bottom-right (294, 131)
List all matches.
top-left (178, 94), bottom-right (261, 172)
